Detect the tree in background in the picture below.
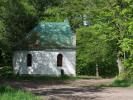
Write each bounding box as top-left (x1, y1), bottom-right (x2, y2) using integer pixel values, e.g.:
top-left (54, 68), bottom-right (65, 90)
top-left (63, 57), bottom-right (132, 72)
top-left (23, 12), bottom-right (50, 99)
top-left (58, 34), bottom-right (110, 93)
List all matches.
top-left (0, 0), bottom-right (132, 78)
top-left (76, 25), bottom-right (118, 77)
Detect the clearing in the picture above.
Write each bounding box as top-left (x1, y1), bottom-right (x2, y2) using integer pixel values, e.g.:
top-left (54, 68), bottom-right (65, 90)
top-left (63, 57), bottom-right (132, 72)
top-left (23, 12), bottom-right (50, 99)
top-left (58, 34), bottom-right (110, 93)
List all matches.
top-left (1, 78), bottom-right (133, 100)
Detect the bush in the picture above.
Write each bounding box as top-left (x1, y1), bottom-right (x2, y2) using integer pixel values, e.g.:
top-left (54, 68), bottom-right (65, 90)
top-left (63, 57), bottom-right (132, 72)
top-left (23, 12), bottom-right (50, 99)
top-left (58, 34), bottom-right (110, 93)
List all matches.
top-left (0, 66), bottom-right (13, 78)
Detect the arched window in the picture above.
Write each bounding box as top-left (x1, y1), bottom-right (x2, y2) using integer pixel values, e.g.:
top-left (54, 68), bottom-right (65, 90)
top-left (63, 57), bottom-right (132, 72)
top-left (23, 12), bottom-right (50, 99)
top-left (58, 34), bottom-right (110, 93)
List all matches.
top-left (57, 54), bottom-right (63, 67)
top-left (27, 54), bottom-right (32, 67)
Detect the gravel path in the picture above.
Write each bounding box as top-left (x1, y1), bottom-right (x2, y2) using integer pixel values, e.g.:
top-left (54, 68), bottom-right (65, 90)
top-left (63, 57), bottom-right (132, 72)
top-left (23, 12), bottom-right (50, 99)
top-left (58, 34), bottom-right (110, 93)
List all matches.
top-left (2, 78), bottom-right (133, 100)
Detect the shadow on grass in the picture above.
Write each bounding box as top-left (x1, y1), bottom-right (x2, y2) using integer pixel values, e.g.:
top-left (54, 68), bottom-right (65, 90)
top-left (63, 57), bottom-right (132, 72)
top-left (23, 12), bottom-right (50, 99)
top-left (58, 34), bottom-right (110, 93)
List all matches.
top-left (1, 75), bottom-right (77, 81)
top-left (1, 75), bottom-right (78, 89)
top-left (1, 75), bottom-right (103, 83)
top-left (23, 75), bottom-right (77, 81)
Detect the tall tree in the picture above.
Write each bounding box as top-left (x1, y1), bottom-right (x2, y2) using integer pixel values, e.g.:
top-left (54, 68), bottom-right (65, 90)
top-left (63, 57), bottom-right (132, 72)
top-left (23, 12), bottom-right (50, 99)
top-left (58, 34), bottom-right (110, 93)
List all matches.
top-left (80, 0), bottom-right (133, 74)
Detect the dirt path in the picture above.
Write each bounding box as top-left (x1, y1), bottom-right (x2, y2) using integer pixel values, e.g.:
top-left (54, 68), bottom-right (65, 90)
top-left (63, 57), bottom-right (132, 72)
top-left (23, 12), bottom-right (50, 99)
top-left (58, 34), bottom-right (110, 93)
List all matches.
top-left (2, 78), bottom-right (133, 100)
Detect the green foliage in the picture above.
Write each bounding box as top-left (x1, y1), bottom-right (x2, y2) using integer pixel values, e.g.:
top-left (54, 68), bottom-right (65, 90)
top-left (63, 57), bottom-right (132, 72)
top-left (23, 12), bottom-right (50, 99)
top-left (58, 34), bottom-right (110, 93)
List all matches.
top-left (121, 38), bottom-right (133, 70)
top-left (0, 66), bottom-right (13, 78)
top-left (0, 0), bottom-right (132, 79)
top-left (76, 25), bottom-right (118, 76)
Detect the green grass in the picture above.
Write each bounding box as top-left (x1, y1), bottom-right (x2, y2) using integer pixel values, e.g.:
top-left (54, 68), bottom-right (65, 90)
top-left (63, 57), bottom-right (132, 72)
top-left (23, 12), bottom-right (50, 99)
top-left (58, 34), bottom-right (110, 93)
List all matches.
top-left (96, 79), bottom-right (133, 88)
top-left (76, 75), bottom-right (102, 79)
top-left (0, 85), bottom-right (41, 100)
top-left (0, 66), bottom-right (13, 78)
top-left (109, 79), bottom-right (133, 87)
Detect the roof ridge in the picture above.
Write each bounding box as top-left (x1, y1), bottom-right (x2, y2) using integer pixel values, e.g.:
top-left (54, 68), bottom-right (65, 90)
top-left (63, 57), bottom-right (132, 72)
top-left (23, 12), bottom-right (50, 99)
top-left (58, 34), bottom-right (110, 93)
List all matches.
top-left (39, 19), bottom-right (70, 25)
top-left (39, 21), bottom-right (66, 24)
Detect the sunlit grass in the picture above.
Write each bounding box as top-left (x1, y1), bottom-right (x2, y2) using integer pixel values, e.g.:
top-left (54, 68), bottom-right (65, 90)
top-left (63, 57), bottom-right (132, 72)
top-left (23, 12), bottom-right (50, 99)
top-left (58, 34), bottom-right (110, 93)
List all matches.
top-left (0, 85), bottom-right (41, 100)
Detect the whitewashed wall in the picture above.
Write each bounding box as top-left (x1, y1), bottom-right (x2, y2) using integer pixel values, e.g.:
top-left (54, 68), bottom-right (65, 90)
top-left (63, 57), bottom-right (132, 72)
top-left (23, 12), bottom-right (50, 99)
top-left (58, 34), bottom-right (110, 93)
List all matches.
top-left (13, 50), bottom-right (76, 76)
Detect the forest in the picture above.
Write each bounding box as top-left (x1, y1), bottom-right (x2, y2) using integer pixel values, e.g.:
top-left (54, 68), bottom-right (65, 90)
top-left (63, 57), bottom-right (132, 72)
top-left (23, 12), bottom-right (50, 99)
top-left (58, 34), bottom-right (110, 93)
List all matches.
top-left (0, 0), bottom-right (133, 81)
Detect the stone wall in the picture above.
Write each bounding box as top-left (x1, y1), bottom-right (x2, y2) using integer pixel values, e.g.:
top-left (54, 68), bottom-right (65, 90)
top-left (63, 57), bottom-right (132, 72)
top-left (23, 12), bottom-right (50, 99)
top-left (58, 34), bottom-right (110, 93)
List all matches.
top-left (13, 50), bottom-right (76, 76)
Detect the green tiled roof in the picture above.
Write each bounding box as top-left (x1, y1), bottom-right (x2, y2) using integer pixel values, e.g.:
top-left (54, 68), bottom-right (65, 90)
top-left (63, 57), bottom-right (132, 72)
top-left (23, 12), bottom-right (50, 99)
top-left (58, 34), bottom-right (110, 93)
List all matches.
top-left (20, 20), bottom-right (75, 50)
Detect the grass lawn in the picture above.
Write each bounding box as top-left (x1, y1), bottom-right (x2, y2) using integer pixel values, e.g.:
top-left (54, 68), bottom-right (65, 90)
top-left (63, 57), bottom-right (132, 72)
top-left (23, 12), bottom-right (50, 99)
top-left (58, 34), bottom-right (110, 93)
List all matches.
top-left (0, 85), bottom-right (41, 100)
top-left (96, 79), bottom-right (133, 88)
top-left (109, 79), bottom-right (133, 87)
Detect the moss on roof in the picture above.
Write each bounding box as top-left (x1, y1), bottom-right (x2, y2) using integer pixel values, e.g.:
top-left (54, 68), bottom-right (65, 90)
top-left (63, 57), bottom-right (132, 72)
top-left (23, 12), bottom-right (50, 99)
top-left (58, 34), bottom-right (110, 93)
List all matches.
top-left (18, 20), bottom-right (75, 50)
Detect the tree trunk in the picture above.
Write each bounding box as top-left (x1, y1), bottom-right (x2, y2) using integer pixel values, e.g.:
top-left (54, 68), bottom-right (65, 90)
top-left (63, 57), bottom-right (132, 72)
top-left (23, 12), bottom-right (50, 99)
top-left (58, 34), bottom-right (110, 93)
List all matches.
top-left (117, 57), bottom-right (124, 74)
top-left (96, 63), bottom-right (99, 77)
